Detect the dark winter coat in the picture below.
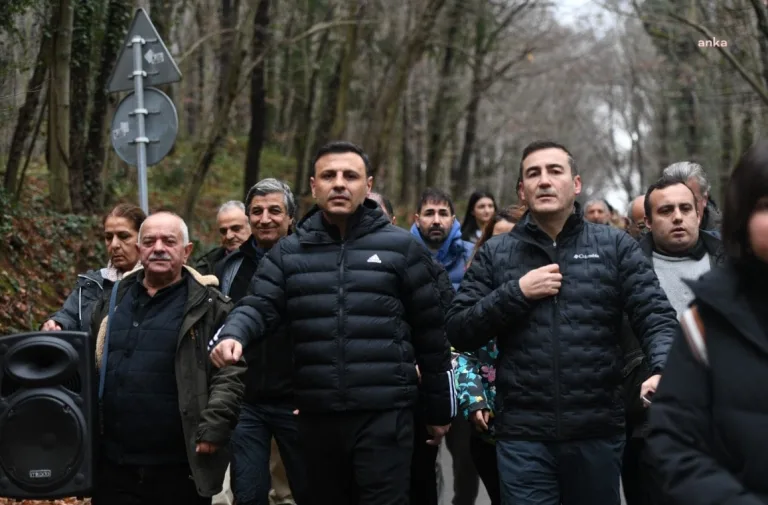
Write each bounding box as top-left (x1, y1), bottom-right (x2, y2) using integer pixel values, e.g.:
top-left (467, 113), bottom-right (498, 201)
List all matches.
top-left (91, 266), bottom-right (245, 497)
top-left (210, 199), bottom-right (455, 426)
top-left (646, 261), bottom-right (768, 505)
top-left (446, 203), bottom-right (678, 441)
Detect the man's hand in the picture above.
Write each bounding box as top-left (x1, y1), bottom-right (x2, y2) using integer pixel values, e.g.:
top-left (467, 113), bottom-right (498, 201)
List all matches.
top-left (519, 264), bottom-right (562, 300)
top-left (195, 442), bottom-right (218, 454)
top-left (640, 374), bottom-right (661, 407)
top-left (210, 339), bottom-right (243, 368)
top-left (41, 320), bottom-right (62, 331)
top-left (426, 424), bottom-right (451, 446)
top-left (470, 409), bottom-right (490, 432)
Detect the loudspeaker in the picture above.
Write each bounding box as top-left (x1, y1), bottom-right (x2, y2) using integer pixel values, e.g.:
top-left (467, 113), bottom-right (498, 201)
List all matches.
top-left (0, 331), bottom-right (95, 499)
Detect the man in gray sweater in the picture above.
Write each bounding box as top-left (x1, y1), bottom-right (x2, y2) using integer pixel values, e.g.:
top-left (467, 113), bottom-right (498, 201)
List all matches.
top-left (621, 174), bottom-right (723, 505)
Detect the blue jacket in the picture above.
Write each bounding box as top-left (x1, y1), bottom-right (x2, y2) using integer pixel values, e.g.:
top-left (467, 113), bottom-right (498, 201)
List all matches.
top-left (410, 220), bottom-right (474, 290)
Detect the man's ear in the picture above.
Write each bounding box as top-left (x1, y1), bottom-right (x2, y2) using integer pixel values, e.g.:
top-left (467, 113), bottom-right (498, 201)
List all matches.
top-left (184, 242), bottom-right (194, 263)
top-left (644, 215), bottom-right (652, 231)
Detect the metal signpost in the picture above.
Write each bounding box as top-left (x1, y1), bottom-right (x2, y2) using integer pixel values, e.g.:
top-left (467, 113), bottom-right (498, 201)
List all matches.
top-left (107, 8), bottom-right (182, 214)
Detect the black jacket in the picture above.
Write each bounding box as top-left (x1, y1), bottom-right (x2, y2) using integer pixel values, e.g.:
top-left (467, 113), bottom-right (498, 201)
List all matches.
top-left (446, 204), bottom-right (678, 441)
top-left (646, 263), bottom-right (768, 505)
top-left (194, 246), bottom-right (228, 276)
top-left (215, 238), bottom-right (294, 405)
top-left (210, 199), bottom-right (455, 425)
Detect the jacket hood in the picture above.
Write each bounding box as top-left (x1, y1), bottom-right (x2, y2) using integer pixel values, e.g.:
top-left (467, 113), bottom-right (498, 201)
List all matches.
top-left (410, 219), bottom-right (469, 266)
top-left (295, 198), bottom-right (390, 242)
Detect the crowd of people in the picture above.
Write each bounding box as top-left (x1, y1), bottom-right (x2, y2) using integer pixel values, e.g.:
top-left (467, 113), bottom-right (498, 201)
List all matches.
top-left (39, 138), bottom-right (768, 505)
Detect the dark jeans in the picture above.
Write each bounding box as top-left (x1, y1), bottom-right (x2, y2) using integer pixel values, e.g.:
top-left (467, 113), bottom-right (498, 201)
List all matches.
top-left (496, 435), bottom-right (625, 505)
top-left (92, 459), bottom-right (210, 505)
top-left (231, 402), bottom-right (308, 505)
top-left (445, 416), bottom-right (480, 505)
top-left (469, 435), bottom-right (501, 505)
top-left (410, 406), bottom-right (439, 505)
top-left (298, 409), bottom-right (414, 505)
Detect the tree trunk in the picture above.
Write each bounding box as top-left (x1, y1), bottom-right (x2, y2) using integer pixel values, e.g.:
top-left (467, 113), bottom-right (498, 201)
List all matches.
top-left (243, 0), bottom-right (270, 197)
top-left (362, 0), bottom-right (448, 177)
top-left (68, 0), bottom-right (96, 213)
top-left (424, 0), bottom-right (462, 188)
top-left (82, 0), bottom-right (132, 212)
top-left (48, 0), bottom-right (74, 212)
top-left (4, 18), bottom-right (51, 197)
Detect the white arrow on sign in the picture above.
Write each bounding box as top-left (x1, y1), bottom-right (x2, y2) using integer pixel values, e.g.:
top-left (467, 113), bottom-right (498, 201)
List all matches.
top-left (144, 48), bottom-right (165, 65)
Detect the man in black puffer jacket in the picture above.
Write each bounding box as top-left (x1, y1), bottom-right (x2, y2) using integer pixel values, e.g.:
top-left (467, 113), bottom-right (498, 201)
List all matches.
top-left (446, 140), bottom-right (679, 505)
top-left (210, 141), bottom-right (455, 505)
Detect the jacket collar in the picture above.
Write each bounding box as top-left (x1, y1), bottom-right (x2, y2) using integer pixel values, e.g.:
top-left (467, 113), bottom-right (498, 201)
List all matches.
top-left (295, 198), bottom-right (390, 244)
top-left (686, 265), bottom-right (768, 357)
top-left (514, 201), bottom-right (585, 244)
top-left (639, 231), bottom-right (723, 264)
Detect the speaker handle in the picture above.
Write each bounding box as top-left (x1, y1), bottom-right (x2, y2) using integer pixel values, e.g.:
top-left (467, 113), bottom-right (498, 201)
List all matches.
top-left (98, 280), bottom-right (121, 400)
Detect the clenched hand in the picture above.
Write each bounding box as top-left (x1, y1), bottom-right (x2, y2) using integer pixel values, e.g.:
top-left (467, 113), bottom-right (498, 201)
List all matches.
top-left (41, 320), bottom-right (62, 331)
top-left (210, 339), bottom-right (242, 368)
top-left (519, 264), bottom-right (562, 300)
top-left (195, 442), bottom-right (219, 454)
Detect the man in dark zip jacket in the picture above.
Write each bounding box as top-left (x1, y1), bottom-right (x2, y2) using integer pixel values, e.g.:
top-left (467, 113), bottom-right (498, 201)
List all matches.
top-left (210, 141), bottom-right (455, 505)
top-left (214, 178), bottom-right (305, 505)
top-left (446, 140), bottom-right (679, 505)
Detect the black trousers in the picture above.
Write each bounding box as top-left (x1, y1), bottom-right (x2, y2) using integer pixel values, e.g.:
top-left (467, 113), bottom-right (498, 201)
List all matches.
top-left (91, 458), bottom-right (211, 505)
top-left (469, 435), bottom-right (501, 505)
top-left (410, 407), bottom-right (439, 505)
top-left (622, 436), bottom-right (667, 505)
top-left (298, 409), bottom-right (414, 505)
top-left (445, 416), bottom-right (480, 505)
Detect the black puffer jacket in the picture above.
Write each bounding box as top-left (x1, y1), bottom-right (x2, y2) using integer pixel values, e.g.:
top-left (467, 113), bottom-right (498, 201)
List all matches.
top-left (647, 261), bottom-right (768, 505)
top-left (211, 200), bottom-right (455, 425)
top-left (446, 204), bottom-right (678, 441)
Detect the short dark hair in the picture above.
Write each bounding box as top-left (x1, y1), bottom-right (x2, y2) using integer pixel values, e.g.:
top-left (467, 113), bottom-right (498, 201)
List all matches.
top-left (417, 187), bottom-right (455, 215)
top-left (311, 141), bottom-right (372, 177)
top-left (643, 175), bottom-right (698, 223)
top-left (722, 141), bottom-right (768, 264)
top-left (519, 140), bottom-right (578, 180)
top-left (104, 203), bottom-right (146, 232)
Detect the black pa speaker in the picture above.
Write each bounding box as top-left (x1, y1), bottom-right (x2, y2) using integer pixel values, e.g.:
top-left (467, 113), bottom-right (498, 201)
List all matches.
top-left (0, 331), bottom-right (96, 499)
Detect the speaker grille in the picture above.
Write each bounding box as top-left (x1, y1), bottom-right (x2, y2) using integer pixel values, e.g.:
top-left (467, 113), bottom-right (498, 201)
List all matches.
top-left (0, 394), bottom-right (84, 490)
top-left (0, 372), bottom-right (82, 397)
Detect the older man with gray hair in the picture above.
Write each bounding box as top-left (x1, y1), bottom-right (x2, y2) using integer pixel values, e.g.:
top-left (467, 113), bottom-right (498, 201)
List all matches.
top-left (662, 161), bottom-right (722, 235)
top-left (214, 178), bottom-right (307, 505)
top-left (89, 211), bottom-right (244, 505)
top-left (195, 201), bottom-right (251, 275)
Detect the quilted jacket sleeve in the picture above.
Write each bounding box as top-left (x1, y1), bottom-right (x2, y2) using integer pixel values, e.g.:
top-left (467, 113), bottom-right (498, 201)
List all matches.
top-left (616, 232), bottom-right (677, 372)
top-left (446, 240), bottom-right (533, 352)
top-left (208, 244), bottom-right (287, 353)
top-left (403, 239), bottom-right (455, 427)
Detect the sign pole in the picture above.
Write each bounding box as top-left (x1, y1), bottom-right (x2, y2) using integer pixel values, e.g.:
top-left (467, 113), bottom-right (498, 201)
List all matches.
top-left (131, 35), bottom-right (150, 214)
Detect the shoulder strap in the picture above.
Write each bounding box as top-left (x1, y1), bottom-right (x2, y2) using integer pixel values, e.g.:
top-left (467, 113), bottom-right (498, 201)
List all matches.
top-left (680, 305), bottom-right (708, 367)
top-left (98, 280), bottom-right (121, 400)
